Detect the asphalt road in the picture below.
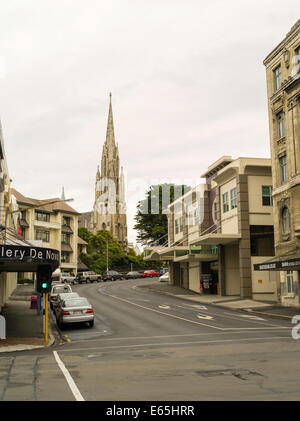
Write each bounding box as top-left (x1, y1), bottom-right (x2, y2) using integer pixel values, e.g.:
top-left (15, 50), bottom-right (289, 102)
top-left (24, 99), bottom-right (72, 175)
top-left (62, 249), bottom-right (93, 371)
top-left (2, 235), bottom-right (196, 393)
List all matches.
top-left (0, 278), bottom-right (299, 402)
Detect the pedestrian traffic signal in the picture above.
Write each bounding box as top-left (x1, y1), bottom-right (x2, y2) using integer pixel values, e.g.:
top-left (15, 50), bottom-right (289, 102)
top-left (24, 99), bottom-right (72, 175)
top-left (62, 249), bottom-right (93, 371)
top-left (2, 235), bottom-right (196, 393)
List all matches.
top-left (36, 265), bottom-right (52, 293)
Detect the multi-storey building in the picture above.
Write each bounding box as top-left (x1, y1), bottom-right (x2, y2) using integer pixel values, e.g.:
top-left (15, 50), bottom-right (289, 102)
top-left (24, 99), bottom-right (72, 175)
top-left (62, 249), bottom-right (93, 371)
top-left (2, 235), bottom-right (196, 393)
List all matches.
top-left (258, 20), bottom-right (300, 306)
top-left (0, 122), bottom-right (18, 311)
top-left (11, 189), bottom-right (80, 276)
top-left (145, 156), bottom-right (278, 301)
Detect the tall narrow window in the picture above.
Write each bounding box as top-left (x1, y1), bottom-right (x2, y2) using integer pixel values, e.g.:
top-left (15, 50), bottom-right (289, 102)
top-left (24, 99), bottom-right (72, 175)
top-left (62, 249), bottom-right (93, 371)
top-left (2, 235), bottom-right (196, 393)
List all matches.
top-left (277, 111), bottom-right (285, 138)
top-left (230, 188), bottom-right (237, 209)
top-left (292, 46), bottom-right (300, 77)
top-left (282, 206), bottom-right (290, 235)
top-left (222, 192), bottom-right (229, 213)
top-left (262, 186), bottom-right (273, 206)
top-left (286, 271), bottom-right (294, 293)
top-left (273, 65), bottom-right (282, 91)
top-left (279, 155), bottom-right (288, 184)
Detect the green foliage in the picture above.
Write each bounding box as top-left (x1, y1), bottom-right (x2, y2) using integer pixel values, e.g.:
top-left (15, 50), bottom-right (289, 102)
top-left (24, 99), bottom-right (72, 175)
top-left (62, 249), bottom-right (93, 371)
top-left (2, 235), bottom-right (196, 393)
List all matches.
top-left (134, 184), bottom-right (191, 246)
top-left (78, 228), bottom-right (160, 274)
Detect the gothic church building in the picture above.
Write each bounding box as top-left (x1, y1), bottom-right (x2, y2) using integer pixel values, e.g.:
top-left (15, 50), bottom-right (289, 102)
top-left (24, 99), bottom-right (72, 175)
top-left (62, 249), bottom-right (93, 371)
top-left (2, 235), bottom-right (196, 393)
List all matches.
top-left (79, 94), bottom-right (128, 250)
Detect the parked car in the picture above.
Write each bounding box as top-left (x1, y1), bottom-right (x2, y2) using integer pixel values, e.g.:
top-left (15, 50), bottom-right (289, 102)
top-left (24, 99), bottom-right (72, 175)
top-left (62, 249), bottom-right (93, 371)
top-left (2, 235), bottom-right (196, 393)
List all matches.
top-left (143, 270), bottom-right (160, 278)
top-left (102, 270), bottom-right (123, 281)
top-left (55, 297), bottom-right (95, 328)
top-left (159, 268), bottom-right (168, 276)
top-left (125, 271), bottom-right (143, 279)
top-left (77, 271), bottom-right (102, 283)
top-left (60, 272), bottom-right (76, 284)
top-left (53, 292), bottom-right (81, 315)
top-left (50, 284), bottom-right (72, 309)
top-left (159, 271), bottom-right (169, 282)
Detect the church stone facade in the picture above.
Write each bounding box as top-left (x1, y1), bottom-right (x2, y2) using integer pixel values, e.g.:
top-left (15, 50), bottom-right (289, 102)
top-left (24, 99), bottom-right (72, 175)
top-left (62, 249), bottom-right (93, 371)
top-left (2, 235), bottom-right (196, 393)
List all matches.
top-left (79, 94), bottom-right (128, 250)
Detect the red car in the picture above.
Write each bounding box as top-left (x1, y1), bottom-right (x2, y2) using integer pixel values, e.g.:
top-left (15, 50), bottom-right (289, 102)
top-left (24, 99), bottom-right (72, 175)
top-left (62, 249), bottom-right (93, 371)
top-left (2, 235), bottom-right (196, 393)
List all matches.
top-left (143, 270), bottom-right (160, 278)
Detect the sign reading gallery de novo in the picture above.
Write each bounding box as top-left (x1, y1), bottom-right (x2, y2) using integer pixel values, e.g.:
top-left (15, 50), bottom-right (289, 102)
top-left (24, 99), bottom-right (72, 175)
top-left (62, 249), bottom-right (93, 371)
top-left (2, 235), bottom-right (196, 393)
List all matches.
top-left (0, 244), bottom-right (59, 264)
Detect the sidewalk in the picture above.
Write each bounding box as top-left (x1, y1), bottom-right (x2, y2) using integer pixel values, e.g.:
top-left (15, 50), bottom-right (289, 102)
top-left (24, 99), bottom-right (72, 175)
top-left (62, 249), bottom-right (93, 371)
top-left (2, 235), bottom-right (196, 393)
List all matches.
top-left (137, 281), bottom-right (300, 320)
top-left (0, 284), bottom-right (55, 353)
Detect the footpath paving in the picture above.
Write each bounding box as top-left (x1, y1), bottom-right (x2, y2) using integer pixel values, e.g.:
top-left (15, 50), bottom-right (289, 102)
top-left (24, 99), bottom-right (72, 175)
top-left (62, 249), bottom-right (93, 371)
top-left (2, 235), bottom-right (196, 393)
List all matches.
top-left (0, 284), bottom-right (55, 353)
top-left (1, 281), bottom-right (299, 353)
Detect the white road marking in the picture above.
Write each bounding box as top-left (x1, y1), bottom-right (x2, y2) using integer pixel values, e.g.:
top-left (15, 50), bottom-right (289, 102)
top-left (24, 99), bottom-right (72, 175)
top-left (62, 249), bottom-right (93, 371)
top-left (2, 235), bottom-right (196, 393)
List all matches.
top-left (100, 290), bottom-right (290, 331)
top-left (159, 305), bottom-right (171, 310)
top-left (197, 314), bottom-right (214, 320)
top-left (239, 315), bottom-right (266, 321)
top-left (53, 351), bottom-right (85, 401)
top-left (58, 336), bottom-right (290, 353)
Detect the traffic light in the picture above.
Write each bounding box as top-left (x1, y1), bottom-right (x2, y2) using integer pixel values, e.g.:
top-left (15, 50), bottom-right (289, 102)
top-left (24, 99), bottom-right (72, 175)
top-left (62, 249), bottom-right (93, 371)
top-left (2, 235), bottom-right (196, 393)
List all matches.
top-left (36, 265), bottom-right (52, 293)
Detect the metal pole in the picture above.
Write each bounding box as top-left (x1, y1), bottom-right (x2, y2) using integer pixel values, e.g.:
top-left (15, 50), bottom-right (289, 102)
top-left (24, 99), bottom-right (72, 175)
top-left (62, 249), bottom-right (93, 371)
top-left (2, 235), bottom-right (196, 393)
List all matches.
top-left (44, 293), bottom-right (48, 344)
top-left (106, 240), bottom-right (109, 271)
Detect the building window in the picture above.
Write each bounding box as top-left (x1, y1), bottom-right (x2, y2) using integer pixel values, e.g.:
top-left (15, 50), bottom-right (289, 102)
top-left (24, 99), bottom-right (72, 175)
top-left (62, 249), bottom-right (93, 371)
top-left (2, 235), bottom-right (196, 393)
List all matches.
top-left (277, 111), bottom-right (285, 138)
top-left (282, 206), bottom-right (290, 235)
top-left (293, 46), bottom-right (300, 76)
top-left (179, 216), bottom-right (183, 232)
top-left (62, 216), bottom-right (71, 227)
top-left (35, 229), bottom-right (50, 242)
top-left (262, 186), bottom-right (273, 206)
top-left (35, 211), bottom-right (50, 222)
top-left (273, 64), bottom-right (282, 91)
top-left (61, 233), bottom-right (71, 244)
top-left (230, 188), bottom-right (237, 209)
top-left (222, 192), bottom-right (229, 213)
top-left (279, 154), bottom-right (288, 184)
top-left (61, 252), bottom-right (70, 263)
top-left (286, 271), bottom-right (294, 293)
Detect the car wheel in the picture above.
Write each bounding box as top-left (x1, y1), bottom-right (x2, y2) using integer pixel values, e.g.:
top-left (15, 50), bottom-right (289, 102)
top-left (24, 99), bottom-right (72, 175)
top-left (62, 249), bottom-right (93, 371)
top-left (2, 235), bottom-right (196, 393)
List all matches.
top-left (97, 277), bottom-right (101, 282)
top-left (89, 320), bottom-right (94, 327)
top-left (111, 277), bottom-right (115, 281)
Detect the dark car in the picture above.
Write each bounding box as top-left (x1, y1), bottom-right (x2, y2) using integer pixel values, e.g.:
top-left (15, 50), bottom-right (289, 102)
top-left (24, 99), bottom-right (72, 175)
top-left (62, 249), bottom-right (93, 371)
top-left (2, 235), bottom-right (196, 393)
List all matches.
top-left (102, 270), bottom-right (124, 282)
top-left (125, 271), bottom-right (143, 279)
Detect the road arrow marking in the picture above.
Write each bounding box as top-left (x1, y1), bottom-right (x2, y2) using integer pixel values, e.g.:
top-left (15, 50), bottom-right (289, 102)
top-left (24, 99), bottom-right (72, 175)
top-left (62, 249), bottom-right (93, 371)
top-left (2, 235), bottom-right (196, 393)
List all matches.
top-left (159, 304), bottom-right (171, 310)
top-left (197, 314), bottom-right (214, 320)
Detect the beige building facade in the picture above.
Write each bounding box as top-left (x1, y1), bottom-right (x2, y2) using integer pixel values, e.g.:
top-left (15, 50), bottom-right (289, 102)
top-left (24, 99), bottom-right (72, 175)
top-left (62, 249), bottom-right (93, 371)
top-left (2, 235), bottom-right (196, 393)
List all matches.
top-left (11, 189), bottom-right (80, 276)
top-left (259, 19), bottom-right (300, 306)
top-left (145, 156), bottom-right (278, 301)
top-left (0, 122), bottom-right (18, 312)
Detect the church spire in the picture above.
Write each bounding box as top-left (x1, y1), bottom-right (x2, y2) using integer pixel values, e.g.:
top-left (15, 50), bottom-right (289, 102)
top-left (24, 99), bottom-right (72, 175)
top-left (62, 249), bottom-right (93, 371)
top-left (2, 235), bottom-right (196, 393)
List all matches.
top-left (105, 92), bottom-right (115, 146)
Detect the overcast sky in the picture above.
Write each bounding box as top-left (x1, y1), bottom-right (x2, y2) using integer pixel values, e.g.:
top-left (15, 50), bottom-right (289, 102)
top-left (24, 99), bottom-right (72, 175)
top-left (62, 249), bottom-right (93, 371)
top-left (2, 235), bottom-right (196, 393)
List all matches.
top-left (0, 1), bottom-right (298, 244)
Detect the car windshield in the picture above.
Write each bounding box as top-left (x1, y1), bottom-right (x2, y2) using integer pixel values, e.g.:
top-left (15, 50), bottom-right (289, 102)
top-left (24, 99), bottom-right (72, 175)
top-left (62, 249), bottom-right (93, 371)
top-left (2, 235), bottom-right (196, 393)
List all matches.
top-left (53, 286), bottom-right (71, 293)
top-left (63, 298), bottom-right (90, 308)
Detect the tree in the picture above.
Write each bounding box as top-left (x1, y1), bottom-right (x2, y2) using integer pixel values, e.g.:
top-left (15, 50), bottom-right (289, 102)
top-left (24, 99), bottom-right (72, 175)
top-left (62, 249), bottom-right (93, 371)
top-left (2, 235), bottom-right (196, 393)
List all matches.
top-left (78, 228), bottom-right (159, 273)
top-left (134, 184), bottom-right (191, 246)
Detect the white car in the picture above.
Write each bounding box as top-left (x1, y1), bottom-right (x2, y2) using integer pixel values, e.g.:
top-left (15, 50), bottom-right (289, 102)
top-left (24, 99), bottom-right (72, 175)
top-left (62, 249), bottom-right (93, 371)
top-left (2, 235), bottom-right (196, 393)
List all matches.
top-left (159, 271), bottom-right (169, 282)
top-left (54, 292), bottom-right (81, 317)
top-left (50, 284), bottom-right (72, 309)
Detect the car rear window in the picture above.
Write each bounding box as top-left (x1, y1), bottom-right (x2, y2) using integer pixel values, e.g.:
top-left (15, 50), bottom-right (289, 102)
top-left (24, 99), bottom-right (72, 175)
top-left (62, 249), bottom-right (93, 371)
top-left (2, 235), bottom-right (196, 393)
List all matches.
top-left (64, 298), bottom-right (90, 308)
top-left (53, 286), bottom-right (71, 293)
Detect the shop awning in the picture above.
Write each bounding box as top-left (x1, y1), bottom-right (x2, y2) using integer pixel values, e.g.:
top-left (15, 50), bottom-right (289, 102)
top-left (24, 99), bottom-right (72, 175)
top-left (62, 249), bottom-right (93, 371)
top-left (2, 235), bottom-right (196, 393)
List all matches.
top-left (253, 248), bottom-right (300, 271)
top-left (190, 233), bottom-right (241, 246)
top-left (0, 243), bottom-right (60, 272)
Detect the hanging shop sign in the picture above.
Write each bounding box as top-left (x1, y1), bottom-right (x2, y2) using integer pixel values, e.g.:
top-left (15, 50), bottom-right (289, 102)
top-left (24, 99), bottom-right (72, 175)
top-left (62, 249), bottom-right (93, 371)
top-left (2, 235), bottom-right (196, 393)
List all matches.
top-left (254, 257), bottom-right (300, 271)
top-left (0, 244), bottom-right (59, 272)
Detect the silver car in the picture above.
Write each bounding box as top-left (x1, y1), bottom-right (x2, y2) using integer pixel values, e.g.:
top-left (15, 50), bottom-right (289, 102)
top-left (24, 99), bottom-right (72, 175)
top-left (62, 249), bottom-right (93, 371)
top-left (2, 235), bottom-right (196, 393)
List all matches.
top-left (54, 292), bottom-right (81, 317)
top-left (56, 297), bottom-right (95, 328)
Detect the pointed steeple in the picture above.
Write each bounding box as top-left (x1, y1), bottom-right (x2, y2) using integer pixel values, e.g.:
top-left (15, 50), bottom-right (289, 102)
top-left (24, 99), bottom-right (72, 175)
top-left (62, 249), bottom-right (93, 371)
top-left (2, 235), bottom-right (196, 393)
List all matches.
top-left (105, 92), bottom-right (115, 146)
top-left (61, 186), bottom-right (66, 201)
